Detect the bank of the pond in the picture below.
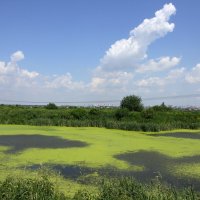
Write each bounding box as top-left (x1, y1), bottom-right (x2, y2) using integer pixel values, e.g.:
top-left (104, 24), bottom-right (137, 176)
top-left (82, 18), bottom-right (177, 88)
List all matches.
top-left (1, 173), bottom-right (199, 200)
top-left (0, 104), bottom-right (199, 132)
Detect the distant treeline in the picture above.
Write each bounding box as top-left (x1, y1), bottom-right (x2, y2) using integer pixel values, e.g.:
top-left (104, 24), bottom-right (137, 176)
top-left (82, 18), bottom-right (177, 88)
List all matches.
top-left (0, 102), bottom-right (199, 132)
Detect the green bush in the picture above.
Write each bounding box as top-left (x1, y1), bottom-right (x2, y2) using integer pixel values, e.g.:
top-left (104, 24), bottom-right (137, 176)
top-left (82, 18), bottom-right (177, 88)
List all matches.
top-left (98, 177), bottom-right (147, 200)
top-left (0, 174), bottom-right (200, 200)
top-left (0, 176), bottom-right (67, 200)
top-left (70, 108), bottom-right (88, 120)
top-left (89, 108), bottom-right (101, 116)
top-left (73, 190), bottom-right (96, 200)
top-left (0, 104), bottom-right (199, 131)
top-left (115, 108), bottom-right (129, 120)
top-left (141, 108), bottom-right (155, 120)
top-left (152, 102), bottom-right (173, 112)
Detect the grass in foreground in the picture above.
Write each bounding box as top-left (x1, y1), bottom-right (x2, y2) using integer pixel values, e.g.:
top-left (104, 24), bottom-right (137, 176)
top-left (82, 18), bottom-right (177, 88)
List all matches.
top-left (0, 174), bottom-right (199, 200)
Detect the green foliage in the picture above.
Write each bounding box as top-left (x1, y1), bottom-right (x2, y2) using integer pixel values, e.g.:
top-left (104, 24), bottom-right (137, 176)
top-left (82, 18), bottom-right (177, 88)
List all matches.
top-left (70, 108), bottom-right (88, 120)
top-left (0, 176), bottom-right (67, 200)
top-left (46, 103), bottom-right (58, 110)
top-left (98, 177), bottom-right (147, 200)
top-left (152, 102), bottom-right (173, 112)
top-left (141, 108), bottom-right (155, 120)
top-left (0, 104), bottom-right (199, 132)
top-left (0, 175), bottom-right (199, 200)
top-left (73, 190), bottom-right (96, 200)
top-left (89, 108), bottom-right (101, 116)
top-left (120, 95), bottom-right (144, 112)
top-left (115, 108), bottom-right (129, 120)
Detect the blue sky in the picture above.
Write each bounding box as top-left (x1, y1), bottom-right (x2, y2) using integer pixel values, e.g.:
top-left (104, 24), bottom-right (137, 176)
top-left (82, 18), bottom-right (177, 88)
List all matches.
top-left (0, 0), bottom-right (199, 106)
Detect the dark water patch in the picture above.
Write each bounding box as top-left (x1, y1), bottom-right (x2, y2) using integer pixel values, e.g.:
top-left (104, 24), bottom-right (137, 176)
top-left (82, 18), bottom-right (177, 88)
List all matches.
top-left (26, 154), bottom-right (200, 190)
top-left (26, 164), bottom-right (140, 184)
top-left (0, 134), bottom-right (88, 153)
top-left (29, 164), bottom-right (95, 180)
top-left (114, 151), bottom-right (200, 190)
top-left (149, 132), bottom-right (200, 139)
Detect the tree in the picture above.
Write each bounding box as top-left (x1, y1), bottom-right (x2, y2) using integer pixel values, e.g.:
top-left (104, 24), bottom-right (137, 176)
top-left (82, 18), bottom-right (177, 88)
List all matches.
top-left (120, 95), bottom-right (144, 112)
top-left (45, 103), bottom-right (58, 109)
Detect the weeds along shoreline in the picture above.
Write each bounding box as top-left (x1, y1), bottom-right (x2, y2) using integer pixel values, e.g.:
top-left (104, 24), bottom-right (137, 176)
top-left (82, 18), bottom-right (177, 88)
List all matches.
top-left (0, 171), bottom-right (199, 200)
top-left (0, 103), bottom-right (199, 132)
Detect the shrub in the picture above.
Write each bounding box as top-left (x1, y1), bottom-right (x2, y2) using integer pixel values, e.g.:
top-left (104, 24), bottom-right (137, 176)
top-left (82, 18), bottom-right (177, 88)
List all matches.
top-left (88, 108), bottom-right (101, 120)
top-left (0, 174), bottom-right (200, 200)
top-left (73, 190), bottom-right (96, 200)
top-left (98, 177), bottom-right (148, 200)
top-left (141, 108), bottom-right (155, 120)
top-left (0, 176), bottom-right (67, 200)
top-left (70, 108), bottom-right (88, 120)
top-left (152, 102), bottom-right (172, 112)
top-left (115, 108), bottom-right (129, 120)
top-left (89, 108), bottom-right (101, 116)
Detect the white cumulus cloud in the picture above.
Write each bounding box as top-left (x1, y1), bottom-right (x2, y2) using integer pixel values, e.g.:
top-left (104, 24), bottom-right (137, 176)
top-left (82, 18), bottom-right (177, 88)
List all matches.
top-left (21, 69), bottom-right (39, 79)
top-left (0, 51), bottom-right (39, 84)
top-left (45, 73), bottom-right (84, 90)
top-left (137, 57), bottom-right (180, 73)
top-left (185, 64), bottom-right (200, 83)
top-left (137, 77), bottom-right (165, 87)
top-left (136, 67), bottom-right (185, 88)
top-left (99, 3), bottom-right (176, 71)
top-left (0, 51), bottom-right (39, 87)
top-left (90, 71), bottom-right (133, 93)
top-left (10, 51), bottom-right (25, 62)
top-left (90, 3), bottom-right (177, 94)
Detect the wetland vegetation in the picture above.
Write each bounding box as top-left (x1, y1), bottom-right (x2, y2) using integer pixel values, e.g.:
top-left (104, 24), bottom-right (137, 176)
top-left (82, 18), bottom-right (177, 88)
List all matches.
top-left (0, 96), bottom-right (199, 199)
top-left (0, 100), bottom-right (199, 132)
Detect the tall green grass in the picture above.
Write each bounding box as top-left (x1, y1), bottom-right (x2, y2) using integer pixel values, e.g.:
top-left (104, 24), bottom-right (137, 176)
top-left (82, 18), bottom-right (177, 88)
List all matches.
top-left (0, 175), bottom-right (199, 200)
top-left (0, 176), bottom-right (66, 200)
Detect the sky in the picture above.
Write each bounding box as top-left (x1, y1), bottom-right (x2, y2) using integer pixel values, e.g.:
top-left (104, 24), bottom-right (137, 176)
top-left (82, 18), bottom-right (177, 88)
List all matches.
top-left (0, 0), bottom-right (200, 106)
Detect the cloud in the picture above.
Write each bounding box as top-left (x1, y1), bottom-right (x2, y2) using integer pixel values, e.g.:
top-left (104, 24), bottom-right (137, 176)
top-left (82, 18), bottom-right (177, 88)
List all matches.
top-left (136, 67), bottom-right (185, 88)
top-left (90, 3), bottom-right (178, 94)
top-left (99, 3), bottom-right (176, 71)
top-left (137, 77), bottom-right (165, 87)
top-left (137, 57), bottom-right (180, 73)
top-left (166, 67), bottom-right (185, 79)
top-left (185, 64), bottom-right (200, 83)
top-left (45, 73), bottom-right (84, 90)
top-left (20, 69), bottom-right (39, 79)
top-left (0, 51), bottom-right (84, 92)
top-left (10, 51), bottom-right (25, 62)
top-left (90, 71), bottom-right (133, 92)
top-left (90, 77), bottom-right (105, 91)
top-left (0, 52), bottom-right (39, 87)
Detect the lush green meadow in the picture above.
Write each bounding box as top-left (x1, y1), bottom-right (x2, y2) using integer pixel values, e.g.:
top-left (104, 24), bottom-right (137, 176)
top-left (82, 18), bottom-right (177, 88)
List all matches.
top-left (0, 125), bottom-right (200, 197)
